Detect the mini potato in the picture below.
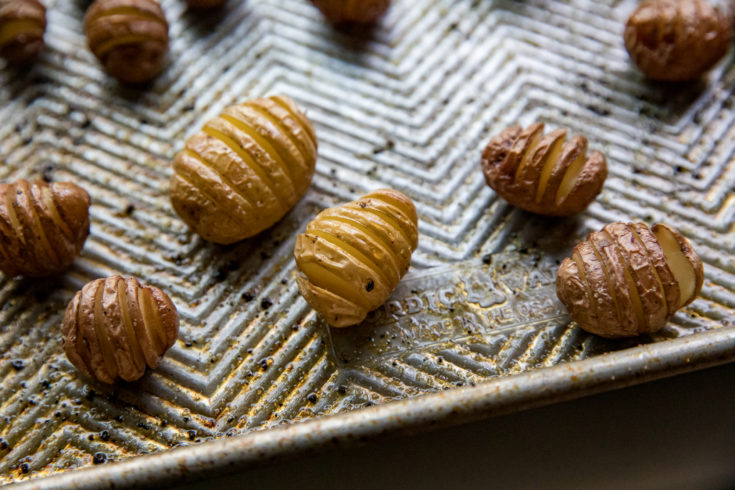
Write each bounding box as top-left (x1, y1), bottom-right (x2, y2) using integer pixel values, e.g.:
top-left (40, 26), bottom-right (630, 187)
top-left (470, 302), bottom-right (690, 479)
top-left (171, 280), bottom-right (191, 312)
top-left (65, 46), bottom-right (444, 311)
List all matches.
top-left (311, 0), bottom-right (390, 24)
top-left (624, 0), bottom-right (732, 82)
top-left (294, 189), bottom-right (418, 327)
top-left (170, 95), bottom-right (318, 245)
top-left (84, 0), bottom-right (170, 84)
top-left (62, 276), bottom-right (179, 384)
top-left (0, 179), bottom-right (90, 277)
top-left (556, 222), bottom-right (704, 338)
top-left (0, 0), bottom-right (46, 64)
top-left (481, 123), bottom-right (608, 217)
top-left (186, 0), bottom-right (226, 8)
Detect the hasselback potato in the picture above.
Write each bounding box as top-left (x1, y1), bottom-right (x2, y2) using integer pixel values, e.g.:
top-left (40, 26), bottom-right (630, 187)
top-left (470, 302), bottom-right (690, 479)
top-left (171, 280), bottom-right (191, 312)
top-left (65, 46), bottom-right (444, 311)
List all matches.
top-left (0, 180), bottom-right (90, 277)
top-left (84, 0), bottom-right (169, 84)
top-left (294, 189), bottom-right (418, 327)
top-left (170, 95), bottom-right (318, 245)
top-left (624, 0), bottom-right (732, 82)
top-left (481, 123), bottom-right (608, 216)
top-left (556, 222), bottom-right (704, 338)
top-left (311, 0), bottom-right (390, 23)
top-left (0, 0), bottom-right (46, 63)
top-left (62, 276), bottom-right (179, 383)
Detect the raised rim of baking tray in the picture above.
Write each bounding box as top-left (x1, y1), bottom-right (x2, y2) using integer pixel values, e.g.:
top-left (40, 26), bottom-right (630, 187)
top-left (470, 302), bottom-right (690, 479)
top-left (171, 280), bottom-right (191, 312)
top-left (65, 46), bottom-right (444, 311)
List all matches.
top-left (17, 325), bottom-right (735, 490)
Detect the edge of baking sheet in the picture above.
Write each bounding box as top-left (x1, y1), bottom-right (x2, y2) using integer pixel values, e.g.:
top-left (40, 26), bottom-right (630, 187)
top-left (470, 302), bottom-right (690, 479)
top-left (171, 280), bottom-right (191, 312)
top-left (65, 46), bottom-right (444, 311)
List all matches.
top-left (16, 325), bottom-right (735, 490)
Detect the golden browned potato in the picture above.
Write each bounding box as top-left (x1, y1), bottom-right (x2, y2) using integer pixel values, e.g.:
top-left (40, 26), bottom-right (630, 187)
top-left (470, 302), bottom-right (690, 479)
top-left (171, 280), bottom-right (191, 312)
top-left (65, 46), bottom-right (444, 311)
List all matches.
top-left (0, 180), bottom-right (90, 277)
top-left (186, 0), bottom-right (226, 8)
top-left (311, 0), bottom-right (390, 23)
top-left (62, 276), bottom-right (179, 383)
top-left (556, 222), bottom-right (704, 338)
top-left (170, 95), bottom-right (318, 245)
top-left (0, 0), bottom-right (46, 64)
top-left (294, 189), bottom-right (418, 327)
top-left (481, 123), bottom-right (608, 217)
top-left (624, 0), bottom-right (733, 81)
top-left (84, 0), bottom-right (169, 84)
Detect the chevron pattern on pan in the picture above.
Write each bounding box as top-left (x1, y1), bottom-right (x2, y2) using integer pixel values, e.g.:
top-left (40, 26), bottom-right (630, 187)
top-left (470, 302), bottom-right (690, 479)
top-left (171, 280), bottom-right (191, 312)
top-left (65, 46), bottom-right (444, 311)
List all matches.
top-left (0, 0), bottom-right (733, 483)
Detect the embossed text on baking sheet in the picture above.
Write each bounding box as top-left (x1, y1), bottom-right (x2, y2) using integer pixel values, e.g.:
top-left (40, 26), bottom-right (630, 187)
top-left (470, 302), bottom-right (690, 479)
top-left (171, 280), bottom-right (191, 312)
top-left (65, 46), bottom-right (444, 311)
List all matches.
top-left (328, 251), bottom-right (569, 366)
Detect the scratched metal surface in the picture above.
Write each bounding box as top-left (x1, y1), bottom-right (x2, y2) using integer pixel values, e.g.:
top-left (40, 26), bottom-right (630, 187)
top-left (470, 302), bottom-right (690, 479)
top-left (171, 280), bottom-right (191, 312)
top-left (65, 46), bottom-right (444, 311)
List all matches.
top-left (0, 0), bottom-right (734, 486)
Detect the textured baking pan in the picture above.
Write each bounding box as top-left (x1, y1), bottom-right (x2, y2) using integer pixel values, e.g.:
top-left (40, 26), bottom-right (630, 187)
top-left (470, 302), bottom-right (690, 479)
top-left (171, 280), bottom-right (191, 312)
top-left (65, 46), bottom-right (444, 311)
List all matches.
top-left (1, 0), bottom-right (734, 487)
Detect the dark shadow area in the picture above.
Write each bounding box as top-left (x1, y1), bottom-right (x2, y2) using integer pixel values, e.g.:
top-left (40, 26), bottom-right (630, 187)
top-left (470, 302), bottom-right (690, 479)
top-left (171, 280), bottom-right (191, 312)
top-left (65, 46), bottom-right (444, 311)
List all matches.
top-left (319, 21), bottom-right (383, 57)
top-left (181, 2), bottom-right (232, 37)
top-left (176, 362), bottom-right (735, 490)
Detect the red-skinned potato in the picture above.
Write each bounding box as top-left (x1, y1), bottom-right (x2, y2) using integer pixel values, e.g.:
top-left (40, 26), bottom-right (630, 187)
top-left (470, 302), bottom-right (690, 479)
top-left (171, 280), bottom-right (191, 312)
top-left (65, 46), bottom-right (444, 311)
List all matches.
top-left (311, 0), bottom-right (390, 23)
top-left (186, 0), bottom-right (226, 8)
top-left (62, 276), bottom-right (179, 383)
top-left (0, 0), bottom-right (46, 64)
top-left (0, 179), bottom-right (90, 277)
top-left (482, 123), bottom-right (608, 216)
top-left (624, 0), bottom-right (733, 81)
top-left (85, 0), bottom-right (169, 84)
top-left (556, 222), bottom-right (704, 338)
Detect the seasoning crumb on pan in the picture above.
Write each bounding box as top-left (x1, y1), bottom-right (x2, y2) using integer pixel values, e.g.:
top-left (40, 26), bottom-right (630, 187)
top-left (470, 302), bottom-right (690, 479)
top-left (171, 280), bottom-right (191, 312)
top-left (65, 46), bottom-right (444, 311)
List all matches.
top-left (84, 0), bottom-right (170, 84)
top-left (170, 95), bottom-right (318, 245)
top-left (624, 0), bottom-right (733, 81)
top-left (294, 189), bottom-right (419, 327)
top-left (556, 222), bottom-right (704, 338)
top-left (481, 123), bottom-right (608, 216)
top-left (0, 179), bottom-right (90, 278)
top-left (62, 276), bottom-right (180, 384)
top-left (0, 0), bottom-right (46, 64)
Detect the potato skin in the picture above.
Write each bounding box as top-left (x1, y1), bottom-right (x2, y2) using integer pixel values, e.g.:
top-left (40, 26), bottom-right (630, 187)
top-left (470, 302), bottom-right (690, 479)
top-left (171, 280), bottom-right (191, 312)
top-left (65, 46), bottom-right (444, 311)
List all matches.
top-left (84, 0), bottom-right (169, 84)
top-left (481, 123), bottom-right (607, 216)
top-left (62, 276), bottom-right (179, 384)
top-left (294, 189), bottom-right (418, 327)
top-left (624, 0), bottom-right (733, 81)
top-left (311, 0), bottom-right (390, 23)
top-left (186, 0), bottom-right (226, 8)
top-left (170, 95), bottom-right (318, 245)
top-left (0, 0), bottom-right (46, 64)
top-left (0, 180), bottom-right (90, 277)
top-left (556, 222), bottom-right (704, 338)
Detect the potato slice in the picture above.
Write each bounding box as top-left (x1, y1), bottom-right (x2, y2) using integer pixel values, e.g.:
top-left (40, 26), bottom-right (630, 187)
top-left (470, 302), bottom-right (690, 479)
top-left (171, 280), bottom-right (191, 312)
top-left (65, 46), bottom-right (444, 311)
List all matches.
top-left (653, 224), bottom-right (704, 309)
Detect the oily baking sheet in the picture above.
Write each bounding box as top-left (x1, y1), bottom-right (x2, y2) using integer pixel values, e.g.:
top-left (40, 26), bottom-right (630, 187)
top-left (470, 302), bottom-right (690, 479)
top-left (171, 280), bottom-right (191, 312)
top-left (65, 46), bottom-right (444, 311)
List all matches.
top-left (1, 0), bottom-right (734, 486)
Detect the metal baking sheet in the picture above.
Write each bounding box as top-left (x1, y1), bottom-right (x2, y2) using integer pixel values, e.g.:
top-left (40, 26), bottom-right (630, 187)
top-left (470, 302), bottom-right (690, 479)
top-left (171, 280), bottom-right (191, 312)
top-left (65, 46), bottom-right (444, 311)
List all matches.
top-left (1, 0), bottom-right (734, 486)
